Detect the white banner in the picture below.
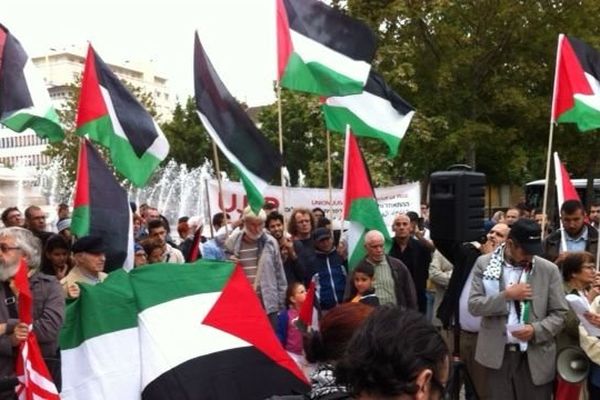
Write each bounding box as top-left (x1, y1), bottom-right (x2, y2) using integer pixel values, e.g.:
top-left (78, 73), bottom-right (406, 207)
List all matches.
top-left (206, 180), bottom-right (421, 230)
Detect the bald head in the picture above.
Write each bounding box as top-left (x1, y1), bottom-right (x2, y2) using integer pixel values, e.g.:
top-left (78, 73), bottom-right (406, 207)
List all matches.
top-left (487, 223), bottom-right (510, 249)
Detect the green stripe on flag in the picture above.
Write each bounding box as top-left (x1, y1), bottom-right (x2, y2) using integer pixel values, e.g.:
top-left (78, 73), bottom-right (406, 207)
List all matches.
top-left (557, 97), bottom-right (600, 132)
top-left (322, 105), bottom-right (402, 157)
top-left (71, 205), bottom-right (91, 238)
top-left (60, 269), bottom-right (138, 349)
top-left (347, 197), bottom-right (391, 270)
top-left (237, 165), bottom-right (266, 215)
top-left (76, 115), bottom-right (163, 187)
top-left (281, 52), bottom-right (364, 96)
top-left (1, 108), bottom-right (64, 143)
top-left (130, 260), bottom-right (236, 312)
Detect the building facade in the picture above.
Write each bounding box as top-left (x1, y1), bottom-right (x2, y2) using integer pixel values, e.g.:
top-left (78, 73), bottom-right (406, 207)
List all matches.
top-left (0, 46), bottom-right (174, 168)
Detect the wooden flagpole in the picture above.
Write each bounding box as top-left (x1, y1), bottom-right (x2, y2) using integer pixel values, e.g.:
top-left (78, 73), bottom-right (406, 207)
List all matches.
top-left (326, 129), bottom-right (334, 221)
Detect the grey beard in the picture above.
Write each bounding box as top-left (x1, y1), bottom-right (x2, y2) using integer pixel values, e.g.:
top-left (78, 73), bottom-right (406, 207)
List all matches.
top-left (0, 261), bottom-right (19, 282)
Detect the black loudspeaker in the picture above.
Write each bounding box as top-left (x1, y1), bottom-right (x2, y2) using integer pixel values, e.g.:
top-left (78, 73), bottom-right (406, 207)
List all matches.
top-left (430, 167), bottom-right (486, 243)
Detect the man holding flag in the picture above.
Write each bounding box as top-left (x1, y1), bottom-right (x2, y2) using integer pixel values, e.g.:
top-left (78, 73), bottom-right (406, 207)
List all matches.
top-left (0, 227), bottom-right (63, 399)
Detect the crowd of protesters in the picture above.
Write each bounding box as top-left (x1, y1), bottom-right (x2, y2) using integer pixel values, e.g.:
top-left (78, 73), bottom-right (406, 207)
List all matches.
top-left (3, 198), bottom-right (600, 399)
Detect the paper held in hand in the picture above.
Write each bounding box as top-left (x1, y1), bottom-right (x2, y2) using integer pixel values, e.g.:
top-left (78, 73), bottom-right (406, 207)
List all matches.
top-left (566, 294), bottom-right (600, 336)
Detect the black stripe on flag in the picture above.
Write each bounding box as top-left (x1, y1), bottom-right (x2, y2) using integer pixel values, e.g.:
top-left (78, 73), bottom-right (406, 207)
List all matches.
top-left (92, 49), bottom-right (158, 158)
top-left (364, 71), bottom-right (414, 115)
top-left (86, 141), bottom-right (131, 272)
top-left (283, 0), bottom-right (377, 63)
top-left (0, 27), bottom-right (33, 116)
top-left (566, 36), bottom-right (600, 81)
top-left (141, 347), bottom-right (309, 400)
top-left (194, 34), bottom-right (281, 182)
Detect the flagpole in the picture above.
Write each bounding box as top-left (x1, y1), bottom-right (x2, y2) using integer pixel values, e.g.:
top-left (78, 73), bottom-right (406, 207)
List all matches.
top-left (542, 34), bottom-right (563, 241)
top-left (211, 141), bottom-right (225, 218)
top-left (204, 178), bottom-right (214, 238)
top-left (277, 83), bottom-right (287, 221)
top-left (327, 129), bottom-right (334, 222)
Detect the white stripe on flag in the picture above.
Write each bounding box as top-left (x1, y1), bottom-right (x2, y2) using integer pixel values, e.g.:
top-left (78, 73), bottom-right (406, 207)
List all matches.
top-left (290, 30), bottom-right (370, 85)
top-left (139, 292), bottom-right (252, 389)
top-left (346, 220), bottom-right (365, 262)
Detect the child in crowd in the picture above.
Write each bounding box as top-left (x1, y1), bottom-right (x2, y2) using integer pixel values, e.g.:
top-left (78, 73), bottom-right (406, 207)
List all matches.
top-left (276, 282), bottom-right (307, 358)
top-left (349, 263), bottom-right (380, 307)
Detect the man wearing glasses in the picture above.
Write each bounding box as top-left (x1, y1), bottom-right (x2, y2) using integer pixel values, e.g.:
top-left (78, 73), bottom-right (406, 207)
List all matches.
top-left (1, 207), bottom-right (23, 228)
top-left (0, 227), bottom-right (64, 397)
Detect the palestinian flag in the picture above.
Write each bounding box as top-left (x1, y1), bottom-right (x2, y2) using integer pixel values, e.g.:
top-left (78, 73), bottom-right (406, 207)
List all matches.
top-left (194, 33), bottom-right (282, 214)
top-left (343, 129), bottom-right (391, 269)
top-left (0, 24), bottom-right (64, 142)
top-left (76, 44), bottom-right (169, 187)
top-left (553, 152), bottom-right (584, 252)
top-left (60, 261), bottom-right (309, 399)
top-left (71, 139), bottom-right (134, 272)
top-left (322, 71), bottom-right (415, 157)
top-left (551, 34), bottom-right (600, 131)
top-left (276, 0), bottom-right (377, 96)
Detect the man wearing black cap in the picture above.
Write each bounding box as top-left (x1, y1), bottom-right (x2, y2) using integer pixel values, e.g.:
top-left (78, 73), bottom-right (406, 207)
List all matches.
top-left (61, 235), bottom-right (107, 299)
top-left (307, 227), bottom-right (347, 311)
top-left (469, 219), bottom-right (568, 400)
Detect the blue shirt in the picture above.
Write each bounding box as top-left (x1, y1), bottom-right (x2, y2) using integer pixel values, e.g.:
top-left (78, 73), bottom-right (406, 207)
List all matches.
top-left (565, 226), bottom-right (588, 252)
top-left (202, 239), bottom-right (226, 261)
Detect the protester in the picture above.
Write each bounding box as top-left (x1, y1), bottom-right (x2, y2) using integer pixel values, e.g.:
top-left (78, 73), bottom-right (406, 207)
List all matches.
top-left (389, 213), bottom-right (432, 313)
top-left (179, 216), bottom-right (205, 262)
top-left (1, 207), bottom-right (23, 228)
top-left (141, 238), bottom-right (165, 264)
top-left (303, 303), bottom-right (374, 399)
top-left (312, 207), bottom-right (325, 225)
top-left (308, 227), bottom-right (347, 311)
top-left (61, 235), bottom-right (108, 299)
top-left (133, 243), bottom-right (148, 268)
top-left (57, 203), bottom-right (70, 220)
top-left (428, 249), bottom-right (453, 329)
top-left (24, 205), bottom-right (52, 246)
top-left (56, 218), bottom-right (72, 244)
top-left (176, 216), bottom-right (190, 244)
top-left (347, 262), bottom-right (379, 307)
top-left (147, 219), bottom-right (184, 264)
top-left (41, 234), bottom-right (71, 280)
top-left (0, 227), bottom-right (64, 394)
top-left (469, 219), bottom-right (568, 400)
top-left (276, 282), bottom-right (307, 357)
top-left (579, 294), bottom-right (600, 398)
top-left (555, 251), bottom-right (600, 399)
top-left (266, 212), bottom-right (303, 284)
top-left (345, 230), bottom-right (417, 310)
top-left (590, 202), bottom-right (600, 230)
top-left (225, 206), bottom-right (287, 328)
top-left (288, 207), bottom-right (316, 278)
top-left (202, 226), bottom-right (227, 261)
top-left (336, 306), bottom-right (449, 400)
top-left (544, 199), bottom-right (599, 262)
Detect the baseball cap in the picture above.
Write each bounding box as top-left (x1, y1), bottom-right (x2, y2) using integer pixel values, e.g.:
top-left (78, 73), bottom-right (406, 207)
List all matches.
top-left (509, 219), bottom-right (543, 256)
top-left (313, 227), bottom-right (331, 241)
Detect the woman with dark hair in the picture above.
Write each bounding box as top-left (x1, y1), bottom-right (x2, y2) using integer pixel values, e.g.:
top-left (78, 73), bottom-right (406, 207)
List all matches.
top-left (303, 302), bottom-right (374, 399)
top-left (335, 306), bottom-right (449, 400)
top-left (41, 234), bottom-right (72, 279)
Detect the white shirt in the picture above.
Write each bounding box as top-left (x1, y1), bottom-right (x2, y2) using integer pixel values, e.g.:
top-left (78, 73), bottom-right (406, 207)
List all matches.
top-left (503, 263), bottom-right (524, 344)
top-left (459, 271), bottom-right (482, 332)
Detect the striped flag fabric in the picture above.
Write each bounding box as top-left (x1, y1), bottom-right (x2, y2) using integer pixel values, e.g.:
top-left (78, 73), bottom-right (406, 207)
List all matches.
top-left (343, 128), bottom-right (391, 269)
top-left (76, 44), bottom-right (169, 187)
top-left (194, 33), bottom-right (282, 214)
top-left (60, 261), bottom-right (309, 400)
top-left (71, 139), bottom-right (133, 272)
top-left (322, 71), bottom-right (415, 157)
top-left (0, 24), bottom-right (64, 142)
top-left (14, 258), bottom-right (60, 400)
top-left (551, 34), bottom-right (600, 131)
top-left (276, 0), bottom-right (377, 96)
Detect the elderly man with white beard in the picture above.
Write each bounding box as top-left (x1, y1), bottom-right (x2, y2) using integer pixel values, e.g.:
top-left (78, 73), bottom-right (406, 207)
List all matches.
top-left (0, 227), bottom-right (64, 398)
top-left (225, 206), bottom-right (287, 328)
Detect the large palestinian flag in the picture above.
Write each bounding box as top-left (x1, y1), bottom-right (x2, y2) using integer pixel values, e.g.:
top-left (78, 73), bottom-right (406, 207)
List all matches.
top-left (76, 44), bottom-right (169, 187)
top-left (0, 24), bottom-right (64, 142)
top-left (276, 0), bottom-right (377, 96)
top-left (194, 33), bottom-right (282, 214)
top-left (71, 139), bottom-right (133, 272)
top-left (343, 129), bottom-right (391, 269)
top-left (60, 262), bottom-right (309, 400)
top-left (552, 34), bottom-right (600, 131)
top-left (322, 71), bottom-right (415, 157)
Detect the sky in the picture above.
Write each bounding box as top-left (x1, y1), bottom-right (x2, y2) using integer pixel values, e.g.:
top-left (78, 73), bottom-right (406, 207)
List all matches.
top-left (3, 0), bottom-right (278, 106)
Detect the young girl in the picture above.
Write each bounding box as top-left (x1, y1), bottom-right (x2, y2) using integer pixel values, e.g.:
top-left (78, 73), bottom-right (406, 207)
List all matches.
top-left (276, 282), bottom-right (307, 356)
top-left (349, 263), bottom-right (380, 307)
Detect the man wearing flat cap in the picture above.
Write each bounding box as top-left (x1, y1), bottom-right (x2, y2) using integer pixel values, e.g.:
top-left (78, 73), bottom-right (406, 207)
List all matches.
top-left (61, 235), bottom-right (107, 299)
top-left (469, 219), bottom-right (568, 399)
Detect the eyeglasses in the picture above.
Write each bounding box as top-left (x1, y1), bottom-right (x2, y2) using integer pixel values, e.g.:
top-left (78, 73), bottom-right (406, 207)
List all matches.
top-left (0, 243), bottom-right (21, 253)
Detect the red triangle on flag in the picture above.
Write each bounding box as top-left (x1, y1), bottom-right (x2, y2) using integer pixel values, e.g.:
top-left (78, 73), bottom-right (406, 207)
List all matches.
top-left (76, 44), bottom-right (109, 128)
top-left (343, 130), bottom-right (375, 219)
top-left (73, 139), bottom-right (90, 208)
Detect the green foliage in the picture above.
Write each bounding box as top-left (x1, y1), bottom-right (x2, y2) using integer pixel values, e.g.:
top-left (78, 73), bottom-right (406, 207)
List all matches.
top-left (259, 0), bottom-right (600, 188)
